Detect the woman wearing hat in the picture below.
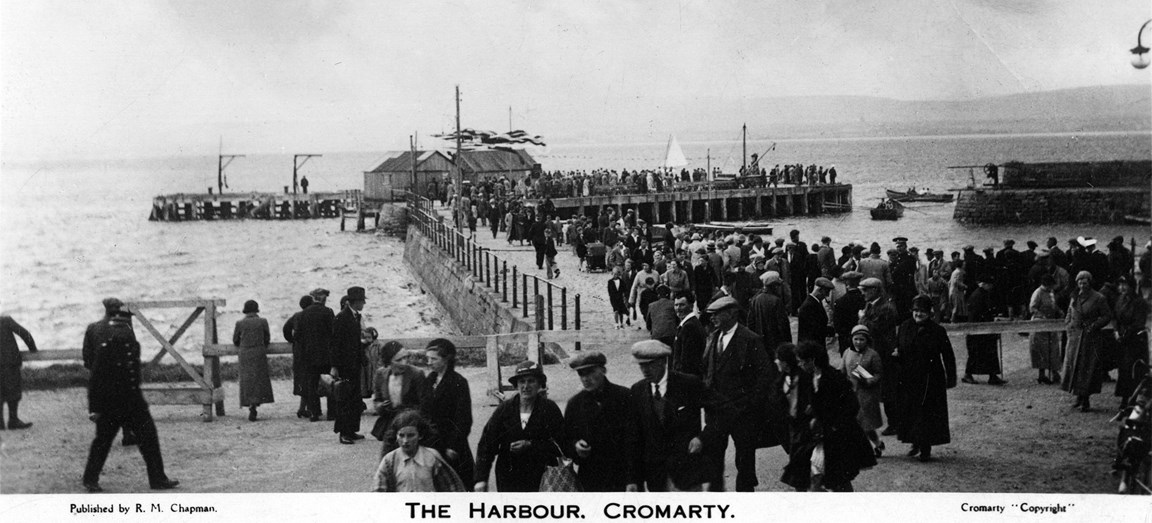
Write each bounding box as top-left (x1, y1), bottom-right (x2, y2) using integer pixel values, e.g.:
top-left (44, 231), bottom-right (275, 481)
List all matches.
top-left (1028, 275), bottom-right (1063, 385)
top-left (474, 361), bottom-right (564, 492)
top-left (233, 300), bottom-right (274, 421)
top-left (1062, 272), bottom-right (1112, 412)
top-left (843, 325), bottom-right (884, 457)
top-left (894, 295), bottom-right (956, 462)
top-left (1112, 276), bottom-right (1149, 411)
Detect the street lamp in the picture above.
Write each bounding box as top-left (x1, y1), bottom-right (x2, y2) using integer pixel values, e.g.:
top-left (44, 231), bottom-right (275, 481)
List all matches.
top-left (1131, 19), bottom-right (1151, 69)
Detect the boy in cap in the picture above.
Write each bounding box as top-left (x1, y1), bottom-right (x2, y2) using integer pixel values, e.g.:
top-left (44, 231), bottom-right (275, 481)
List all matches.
top-left (629, 340), bottom-right (723, 491)
top-left (797, 278), bottom-right (836, 345)
top-left (563, 352), bottom-right (638, 491)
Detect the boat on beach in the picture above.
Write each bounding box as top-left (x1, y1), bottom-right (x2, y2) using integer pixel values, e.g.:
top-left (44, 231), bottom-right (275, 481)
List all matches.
top-left (870, 198), bottom-right (905, 220)
top-left (885, 188), bottom-right (955, 202)
top-left (693, 221), bottom-right (774, 235)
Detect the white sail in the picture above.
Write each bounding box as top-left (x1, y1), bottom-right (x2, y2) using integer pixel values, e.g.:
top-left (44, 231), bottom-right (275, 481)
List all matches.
top-left (662, 134), bottom-right (688, 168)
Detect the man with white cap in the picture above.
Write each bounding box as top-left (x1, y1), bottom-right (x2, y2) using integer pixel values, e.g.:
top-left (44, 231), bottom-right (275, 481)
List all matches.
top-left (629, 340), bottom-right (723, 491)
top-left (798, 277), bottom-right (836, 345)
top-left (563, 351), bottom-right (638, 491)
top-left (859, 277), bottom-right (902, 435)
top-left (747, 271), bottom-right (791, 353)
top-left (701, 296), bottom-right (779, 491)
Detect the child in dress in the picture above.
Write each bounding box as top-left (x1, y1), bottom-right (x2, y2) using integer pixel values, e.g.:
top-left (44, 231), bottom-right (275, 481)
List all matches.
top-left (373, 411), bottom-right (466, 492)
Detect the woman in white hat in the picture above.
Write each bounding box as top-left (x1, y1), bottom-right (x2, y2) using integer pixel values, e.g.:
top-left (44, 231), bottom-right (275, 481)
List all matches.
top-left (1062, 271), bottom-right (1112, 412)
top-left (843, 325), bottom-right (884, 457)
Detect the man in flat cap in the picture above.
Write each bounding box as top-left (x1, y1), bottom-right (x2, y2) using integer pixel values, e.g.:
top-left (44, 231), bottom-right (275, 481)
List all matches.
top-left (763, 246), bottom-right (792, 313)
top-left (747, 271), bottom-right (791, 354)
top-left (889, 237), bottom-right (917, 318)
top-left (83, 298), bottom-right (138, 445)
top-left (787, 230), bottom-right (809, 315)
top-left (858, 243), bottom-right (893, 293)
top-left (833, 271), bottom-right (867, 355)
top-left (297, 288), bottom-right (335, 422)
top-left (82, 303), bottom-right (178, 493)
top-left (563, 351), bottom-right (637, 491)
top-left (330, 287), bottom-right (368, 443)
top-left (859, 278), bottom-right (902, 435)
top-left (798, 277), bottom-right (836, 345)
top-left (629, 340), bottom-right (724, 492)
top-left (702, 296), bottom-right (779, 491)
top-left (817, 236), bottom-right (837, 279)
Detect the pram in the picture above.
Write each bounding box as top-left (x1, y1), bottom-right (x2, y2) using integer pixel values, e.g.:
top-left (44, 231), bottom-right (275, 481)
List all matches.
top-left (586, 242), bottom-right (607, 272)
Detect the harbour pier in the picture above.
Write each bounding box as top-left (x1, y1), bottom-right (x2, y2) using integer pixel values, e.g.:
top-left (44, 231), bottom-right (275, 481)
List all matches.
top-left (148, 190), bottom-right (361, 222)
top-left (542, 182), bottom-right (853, 223)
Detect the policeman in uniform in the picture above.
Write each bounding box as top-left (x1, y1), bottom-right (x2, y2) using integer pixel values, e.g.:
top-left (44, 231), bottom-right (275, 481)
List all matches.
top-left (82, 301), bottom-right (178, 493)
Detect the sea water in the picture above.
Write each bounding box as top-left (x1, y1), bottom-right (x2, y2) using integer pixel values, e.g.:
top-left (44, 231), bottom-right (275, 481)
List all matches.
top-left (1, 132), bottom-right (1148, 361)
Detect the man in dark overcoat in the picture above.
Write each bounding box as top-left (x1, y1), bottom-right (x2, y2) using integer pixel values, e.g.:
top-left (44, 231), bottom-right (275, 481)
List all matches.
top-left (746, 272), bottom-right (791, 354)
top-left (0, 313), bottom-right (37, 430)
top-left (701, 296), bottom-right (779, 492)
top-left (282, 294), bottom-right (314, 418)
top-left (859, 278), bottom-right (902, 435)
top-left (331, 286), bottom-right (367, 443)
top-left (563, 351), bottom-right (638, 492)
top-left (797, 277), bottom-right (835, 345)
top-left (296, 288), bottom-right (335, 421)
top-left (833, 271), bottom-right (866, 354)
top-left (629, 340), bottom-right (724, 491)
top-left (895, 296), bottom-right (957, 462)
top-left (787, 230), bottom-right (809, 315)
top-left (81, 304), bottom-right (178, 493)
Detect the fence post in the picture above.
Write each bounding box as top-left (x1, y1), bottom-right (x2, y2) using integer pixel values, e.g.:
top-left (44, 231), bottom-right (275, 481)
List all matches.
top-left (486, 252), bottom-right (491, 288)
top-left (502, 261), bottom-right (508, 302)
top-left (561, 287), bottom-right (567, 330)
top-left (534, 295), bottom-right (545, 361)
top-left (574, 294), bottom-right (582, 352)
top-left (534, 277), bottom-right (539, 302)
top-left (522, 274), bottom-right (529, 318)
top-left (547, 284), bottom-right (554, 330)
top-left (512, 266), bottom-right (518, 308)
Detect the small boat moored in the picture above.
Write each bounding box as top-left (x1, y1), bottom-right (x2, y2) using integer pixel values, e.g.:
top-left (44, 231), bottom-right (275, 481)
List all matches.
top-left (885, 188), bottom-right (955, 202)
top-left (870, 198), bottom-right (905, 220)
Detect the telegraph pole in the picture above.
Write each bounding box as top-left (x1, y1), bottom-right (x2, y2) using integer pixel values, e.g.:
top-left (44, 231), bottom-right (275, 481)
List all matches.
top-left (455, 85), bottom-right (464, 230)
top-left (293, 154), bottom-right (322, 195)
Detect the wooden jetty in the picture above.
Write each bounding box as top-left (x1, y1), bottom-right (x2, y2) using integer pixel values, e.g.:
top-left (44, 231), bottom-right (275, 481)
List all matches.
top-left (149, 190), bottom-right (361, 222)
top-left (544, 183), bottom-right (852, 224)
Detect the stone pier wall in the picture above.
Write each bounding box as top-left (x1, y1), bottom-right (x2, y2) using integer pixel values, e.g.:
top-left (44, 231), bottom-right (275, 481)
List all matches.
top-left (954, 187), bottom-right (1150, 224)
top-left (402, 224), bottom-right (536, 336)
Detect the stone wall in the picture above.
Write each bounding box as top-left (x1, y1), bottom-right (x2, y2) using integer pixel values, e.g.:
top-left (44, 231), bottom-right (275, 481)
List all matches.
top-left (954, 187), bottom-right (1150, 224)
top-left (403, 223), bottom-right (537, 336)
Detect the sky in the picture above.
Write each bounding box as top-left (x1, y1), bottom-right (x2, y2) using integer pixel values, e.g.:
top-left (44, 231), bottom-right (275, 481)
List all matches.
top-left (2, 0), bottom-right (1149, 161)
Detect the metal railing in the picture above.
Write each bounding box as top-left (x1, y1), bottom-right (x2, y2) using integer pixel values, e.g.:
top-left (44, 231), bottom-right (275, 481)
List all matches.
top-left (405, 193), bottom-right (578, 332)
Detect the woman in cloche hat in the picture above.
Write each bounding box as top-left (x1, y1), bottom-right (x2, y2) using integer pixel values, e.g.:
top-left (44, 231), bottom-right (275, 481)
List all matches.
top-left (474, 361), bottom-right (565, 492)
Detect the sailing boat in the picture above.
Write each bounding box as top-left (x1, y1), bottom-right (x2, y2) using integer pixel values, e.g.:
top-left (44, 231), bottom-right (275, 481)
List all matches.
top-left (663, 135), bottom-right (687, 168)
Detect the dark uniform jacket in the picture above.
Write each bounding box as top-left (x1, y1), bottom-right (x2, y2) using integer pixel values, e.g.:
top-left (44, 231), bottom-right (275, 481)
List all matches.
top-left (85, 317), bottom-right (145, 415)
top-left (562, 380), bottom-right (637, 491)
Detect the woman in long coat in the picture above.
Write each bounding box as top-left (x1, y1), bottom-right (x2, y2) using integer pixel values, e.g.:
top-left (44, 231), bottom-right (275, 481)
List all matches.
top-left (233, 300), bottom-right (274, 421)
top-left (842, 325), bottom-right (884, 457)
top-left (1113, 276), bottom-right (1150, 408)
top-left (895, 295), bottom-right (957, 462)
top-left (420, 339), bottom-right (476, 491)
top-left (473, 361), bottom-right (564, 492)
top-left (783, 342), bottom-right (876, 491)
top-left (1061, 271), bottom-right (1112, 412)
top-left (1029, 275), bottom-right (1063, 384)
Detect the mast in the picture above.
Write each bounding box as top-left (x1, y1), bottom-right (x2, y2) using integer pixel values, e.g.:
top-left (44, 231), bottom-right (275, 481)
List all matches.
top-left (742, 123), bottom-right (747, 176)
top-left (293, 154), bottom-right (321, 195)
top-left (707, 148), bottom-right (711, 182)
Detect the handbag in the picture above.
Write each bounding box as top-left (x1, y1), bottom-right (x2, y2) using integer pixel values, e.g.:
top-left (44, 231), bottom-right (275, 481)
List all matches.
top-left (538, 440), bottom-right (582, 492)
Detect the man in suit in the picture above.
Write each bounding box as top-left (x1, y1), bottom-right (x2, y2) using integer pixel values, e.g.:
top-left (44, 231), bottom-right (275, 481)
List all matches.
top-left (859, 278), bottom-right (902, 435)
top-left (629, 340), bottom-right (723, 491)
top-left (746, 271), bottom-right (791, 354)
top-left (764, 247), bottom-right (792, 314)
top-left (797, 277), bottom-right (836, 345)
top-left (787, 230), bottom-right (809, 315)
top-left (296, 288), bottom-right (335, 422)
top-left (563, 352), bottom-right (638, 492)
top-left (82, 304), bottom-right (179, 493)
top-left (702, 296), bottom-right (778, 492)
top-left (648, 286), bottom-right (678, 346)
top-left (672, 292), bottom-right (706, 378)
top-left (331, 287), bottom-right (368, 444)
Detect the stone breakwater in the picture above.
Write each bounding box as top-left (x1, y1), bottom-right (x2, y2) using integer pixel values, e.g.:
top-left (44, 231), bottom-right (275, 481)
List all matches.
top-left (953, 187), bottom-right (1150, 224)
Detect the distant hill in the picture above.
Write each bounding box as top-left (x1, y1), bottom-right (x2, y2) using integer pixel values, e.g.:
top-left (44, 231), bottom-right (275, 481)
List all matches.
top-left (555, 84), bottom-right (1152, 143)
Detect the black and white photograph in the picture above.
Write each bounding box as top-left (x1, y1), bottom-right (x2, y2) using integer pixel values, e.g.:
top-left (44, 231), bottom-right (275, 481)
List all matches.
top-left (1, 0), bottom-right (1150, 519)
